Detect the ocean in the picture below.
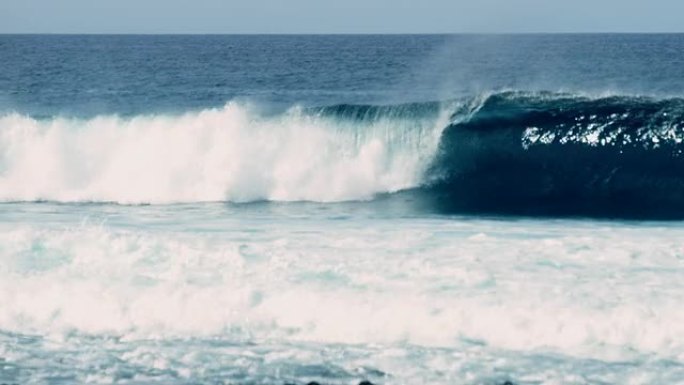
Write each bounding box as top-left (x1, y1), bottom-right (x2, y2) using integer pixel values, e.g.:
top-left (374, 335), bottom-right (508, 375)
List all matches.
top-left (1, 34), bottom-right (684, 385)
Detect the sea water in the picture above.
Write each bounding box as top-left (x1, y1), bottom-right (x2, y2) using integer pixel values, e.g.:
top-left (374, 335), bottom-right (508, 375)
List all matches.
top-left (1, 34), bottom-right (684, 385)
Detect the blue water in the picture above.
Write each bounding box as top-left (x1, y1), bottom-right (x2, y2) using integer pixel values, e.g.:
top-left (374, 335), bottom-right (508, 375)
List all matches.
top-left (3, 34), bottom-right (684, 117)
top-left (1, 34), bottom-right (684, 385)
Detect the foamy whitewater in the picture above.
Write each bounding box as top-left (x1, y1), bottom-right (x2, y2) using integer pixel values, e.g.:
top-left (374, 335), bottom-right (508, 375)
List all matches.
top-left (0, 102), bottom-right (452, 204)
top-left (2, 34), bottom-right (684, 385)
top-left (3, 204), bottom-right (684, 385)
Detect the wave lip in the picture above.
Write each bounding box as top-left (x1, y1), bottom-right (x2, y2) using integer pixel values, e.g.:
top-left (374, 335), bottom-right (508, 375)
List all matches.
top-left (427, 91), bottom-right (684, 218)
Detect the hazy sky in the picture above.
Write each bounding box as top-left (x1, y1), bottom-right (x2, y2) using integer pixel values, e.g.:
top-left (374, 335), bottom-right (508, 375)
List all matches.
top-left (1, 0), bottom-right (683, 34)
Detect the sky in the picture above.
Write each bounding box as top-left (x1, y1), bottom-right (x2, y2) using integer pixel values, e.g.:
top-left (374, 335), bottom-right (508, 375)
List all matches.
top-left (1, 0), bottom-right (683, 34)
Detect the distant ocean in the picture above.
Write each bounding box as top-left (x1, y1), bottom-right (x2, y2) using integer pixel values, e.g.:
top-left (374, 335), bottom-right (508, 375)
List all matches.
top-left (1, 34), bottom-right (684, 385)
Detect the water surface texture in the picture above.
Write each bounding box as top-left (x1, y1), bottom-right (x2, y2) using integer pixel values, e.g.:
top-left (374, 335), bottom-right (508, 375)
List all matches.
top-left (1, 34), bottom-right (684, 385)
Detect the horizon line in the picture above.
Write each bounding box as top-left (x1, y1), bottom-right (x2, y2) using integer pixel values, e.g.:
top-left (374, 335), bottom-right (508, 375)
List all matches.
top-left (2, 31), bottom-right (684, 36)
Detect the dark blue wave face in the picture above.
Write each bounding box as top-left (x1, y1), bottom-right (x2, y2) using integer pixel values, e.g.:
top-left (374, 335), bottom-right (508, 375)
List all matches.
top-left (2, 34), bottom-right (684, 117)
top-left (424, 92), bottom-right (684, 219)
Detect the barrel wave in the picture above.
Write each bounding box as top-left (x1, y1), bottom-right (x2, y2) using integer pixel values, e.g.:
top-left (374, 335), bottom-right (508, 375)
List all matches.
top-left (427, 91), bottom-right (684, 218)
top-left (2, 91), bottom-right (684, 218)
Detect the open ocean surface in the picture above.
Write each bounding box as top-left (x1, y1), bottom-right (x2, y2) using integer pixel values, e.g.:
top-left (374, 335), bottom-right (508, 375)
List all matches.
top-left (1, 34), bottom-right (684, 385)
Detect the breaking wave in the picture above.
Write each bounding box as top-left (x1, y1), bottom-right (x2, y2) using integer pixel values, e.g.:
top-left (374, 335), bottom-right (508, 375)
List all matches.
top-left (2, 91), bottom-right (684, 218)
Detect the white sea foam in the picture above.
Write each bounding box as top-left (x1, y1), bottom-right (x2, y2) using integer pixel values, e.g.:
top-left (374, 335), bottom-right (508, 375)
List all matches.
top-left (0, 103), bottom-right (451, 204)
top-left (2, 216), bottom-right (683, 364)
